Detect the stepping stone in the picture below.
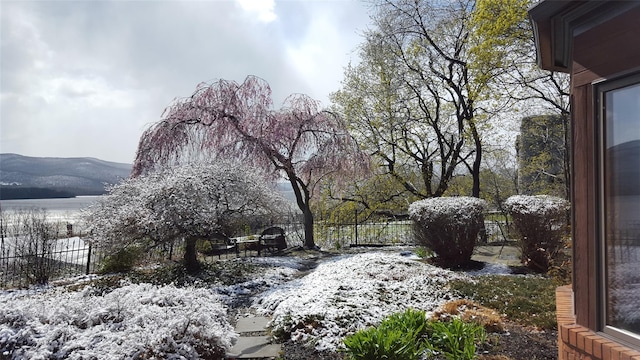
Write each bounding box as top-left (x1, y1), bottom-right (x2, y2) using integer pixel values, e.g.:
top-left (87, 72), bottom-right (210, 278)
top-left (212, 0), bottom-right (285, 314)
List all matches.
top-left (235, 316), bottom-right (271, 333)
top-left (227, 336), bottom-right (282, 359)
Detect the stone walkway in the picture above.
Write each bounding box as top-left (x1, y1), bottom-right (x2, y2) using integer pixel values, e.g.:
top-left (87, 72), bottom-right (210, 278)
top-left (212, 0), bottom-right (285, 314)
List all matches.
top-left (226, 316), bottom-right (282, 359)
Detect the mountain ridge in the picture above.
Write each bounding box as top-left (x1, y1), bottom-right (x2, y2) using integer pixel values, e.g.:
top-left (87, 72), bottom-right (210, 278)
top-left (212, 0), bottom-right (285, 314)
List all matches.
top-left (0, 154), bottom-right (132, 199)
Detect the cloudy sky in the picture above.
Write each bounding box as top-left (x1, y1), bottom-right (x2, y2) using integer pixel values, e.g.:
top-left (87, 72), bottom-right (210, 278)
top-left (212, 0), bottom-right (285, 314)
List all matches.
top-left (1, 0), bottom-right (372, 164)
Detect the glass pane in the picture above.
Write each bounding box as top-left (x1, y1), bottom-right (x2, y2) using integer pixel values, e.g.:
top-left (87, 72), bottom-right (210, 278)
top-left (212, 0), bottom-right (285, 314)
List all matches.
top-left (605, 82), bottom-right (640, 333)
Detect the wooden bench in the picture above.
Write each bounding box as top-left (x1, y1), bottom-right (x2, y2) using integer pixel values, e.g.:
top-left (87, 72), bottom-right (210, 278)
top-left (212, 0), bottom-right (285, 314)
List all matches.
top-left (259, 227), bottom-right (287, 254)
top-left (200, 233), bottom-right (238, 258)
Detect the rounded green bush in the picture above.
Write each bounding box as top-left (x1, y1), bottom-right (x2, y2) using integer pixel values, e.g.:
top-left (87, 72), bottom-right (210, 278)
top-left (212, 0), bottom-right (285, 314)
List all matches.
top-left (409, 197), bottom-right (487, 268)
top-left (504, 195), bottom-right (569, 273)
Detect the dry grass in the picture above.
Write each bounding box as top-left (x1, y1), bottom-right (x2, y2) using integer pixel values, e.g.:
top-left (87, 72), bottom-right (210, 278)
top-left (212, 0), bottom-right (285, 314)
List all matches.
top-left (432, 299), bottom-right (506, 333)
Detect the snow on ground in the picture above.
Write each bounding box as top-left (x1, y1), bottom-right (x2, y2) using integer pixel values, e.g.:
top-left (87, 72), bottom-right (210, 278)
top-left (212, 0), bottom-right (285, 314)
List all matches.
top-left (214, 256), bottom-right (307, 303)
top-left (0, 283), bottom-right (235, 359)
top-left (253, 251), bottom-right (469, 352)
top-left (465, 262), bottom-right (512, 276)
top-left (0, 250), bottom-right (511, 358)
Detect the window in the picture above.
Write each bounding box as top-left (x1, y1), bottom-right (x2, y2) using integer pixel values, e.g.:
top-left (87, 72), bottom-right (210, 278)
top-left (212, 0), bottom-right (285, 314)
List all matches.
top-left (598, 73), bottom-right (640, 344)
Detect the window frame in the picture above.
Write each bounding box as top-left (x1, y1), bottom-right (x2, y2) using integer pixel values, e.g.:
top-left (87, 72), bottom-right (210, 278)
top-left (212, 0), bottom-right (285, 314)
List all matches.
top-left (596, 71), bottom-right (640, 346)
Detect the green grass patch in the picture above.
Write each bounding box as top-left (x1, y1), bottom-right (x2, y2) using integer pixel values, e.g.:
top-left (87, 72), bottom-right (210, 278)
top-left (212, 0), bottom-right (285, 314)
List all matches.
top-left (450, 275), bottom-right (557, 330)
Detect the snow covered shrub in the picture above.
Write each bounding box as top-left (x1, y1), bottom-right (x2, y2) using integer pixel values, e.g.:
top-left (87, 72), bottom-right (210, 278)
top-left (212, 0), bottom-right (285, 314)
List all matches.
top-left (98, 246), bottom-right (145, 274)
top-left (504, 195), bottom-right (569, 273)
top-left (83, 162), bottom-right (289, 274)
top-left (255, 252), bottom-right (466, 351)
top-left (409, 197), bottom-right (487, 268)
top-left (0, 283), bottom-right (235, 359)
top-left (7, 209), bottom-right (60, 285)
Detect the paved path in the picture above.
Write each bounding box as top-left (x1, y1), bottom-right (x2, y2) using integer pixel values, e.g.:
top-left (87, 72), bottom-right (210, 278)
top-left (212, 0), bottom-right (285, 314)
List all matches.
top-left (472, 245), bottom-right (521, 266)
top-left (226, 316), bottom-right (282, 359)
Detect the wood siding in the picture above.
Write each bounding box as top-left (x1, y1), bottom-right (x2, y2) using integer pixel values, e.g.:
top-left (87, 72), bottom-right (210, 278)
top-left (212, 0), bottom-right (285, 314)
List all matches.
top-left (572, 7), bottom-right (640, 88)
top-left (570, 6), bottom-right (640, 330)
top-left (570, 83), bottom-right (598, 329)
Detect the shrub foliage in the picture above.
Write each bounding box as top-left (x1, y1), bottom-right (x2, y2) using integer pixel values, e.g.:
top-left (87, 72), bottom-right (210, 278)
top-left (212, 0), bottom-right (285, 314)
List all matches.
top-left (4, 209), bottom-right (60, 285)
top-left (409, 197), bottom-right (487, 268)
top-left (343, 308), bottom-right (486, 360)
top-left (504, 195), bottom-right (569, 273)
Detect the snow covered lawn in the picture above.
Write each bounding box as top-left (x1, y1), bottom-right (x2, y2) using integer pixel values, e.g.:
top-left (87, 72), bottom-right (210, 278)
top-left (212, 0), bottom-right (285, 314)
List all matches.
top-left (0, 283), bottom-right (235, 359)
top-left (253, 251), bottom-right (469, 351)
top-left (0, 250), bottom-right (491, 358)
top-left (0, 256), bottom-right (307, 359)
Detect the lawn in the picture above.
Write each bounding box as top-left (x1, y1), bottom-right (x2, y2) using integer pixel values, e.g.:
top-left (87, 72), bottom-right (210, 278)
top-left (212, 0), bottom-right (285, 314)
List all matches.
top-left (0, 247), bottom-right (559, 359)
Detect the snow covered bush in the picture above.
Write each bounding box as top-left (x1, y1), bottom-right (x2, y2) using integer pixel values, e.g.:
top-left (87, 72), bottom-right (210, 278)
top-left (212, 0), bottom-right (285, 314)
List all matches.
top-left (409, 197), bottom-right (487, 268)
top-left (0, 283), bottom-right (235, 359)
top-left (5, 209), bottom-right (60, 285)
top-left (82, 162), bottom-right (289, 273)
top-left (504, 195), bottom-right (569, 273)
top-left (253, 252), bottom-right (466, 351)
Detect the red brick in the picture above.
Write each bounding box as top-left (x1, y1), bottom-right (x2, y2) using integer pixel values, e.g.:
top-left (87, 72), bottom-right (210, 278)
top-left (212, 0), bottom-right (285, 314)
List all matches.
top-left (611, 346), bottom-right (631, 360)
top-left (593, 337), bottom-right (604, 358)
top-left (625, 350), bottom-right (640, 357)
top-left (563, 325), bottom-right (572, 343)
top-left (565, 325), bottom-right (582, 344)
top-left (572, 328), bottom-right (590, 349)
top-left (602, 342), bottom-right (613, 360)
top-left (584, 334), bottom-right (595, 355)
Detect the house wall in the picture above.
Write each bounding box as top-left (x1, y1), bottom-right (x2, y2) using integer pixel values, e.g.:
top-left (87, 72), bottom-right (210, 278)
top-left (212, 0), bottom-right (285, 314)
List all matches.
top-left (561, 6), bottom-right (640, 360)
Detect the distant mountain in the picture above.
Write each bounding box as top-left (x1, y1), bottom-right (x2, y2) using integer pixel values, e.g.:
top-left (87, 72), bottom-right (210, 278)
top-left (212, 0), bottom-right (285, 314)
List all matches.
top-left (607, 140), bottom-right (640, 195)
top-left (0, 154), bottom-right (132, 199)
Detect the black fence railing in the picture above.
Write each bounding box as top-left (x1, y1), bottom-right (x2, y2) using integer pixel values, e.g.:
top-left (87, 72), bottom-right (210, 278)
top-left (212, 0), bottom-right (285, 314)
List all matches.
top-left (0, 236), bottom-right (102, 289)
top-left (0, 216), bottom-right (515, 289)
top-left (314, 221), bottom-right (415, 249)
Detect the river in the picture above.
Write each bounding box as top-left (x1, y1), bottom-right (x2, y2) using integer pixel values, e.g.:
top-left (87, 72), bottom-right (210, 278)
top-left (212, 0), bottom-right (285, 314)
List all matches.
top-left (0, 196), bottom-right (102, 223)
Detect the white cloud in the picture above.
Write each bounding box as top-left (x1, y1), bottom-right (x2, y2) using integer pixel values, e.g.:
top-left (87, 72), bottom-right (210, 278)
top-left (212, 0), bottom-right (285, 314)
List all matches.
top-left (235, 0), bottom-right (277, 23)
top-left (0, 0), bottom-right (370, 163)
top-left (283, 3), bottom-right (367, 105)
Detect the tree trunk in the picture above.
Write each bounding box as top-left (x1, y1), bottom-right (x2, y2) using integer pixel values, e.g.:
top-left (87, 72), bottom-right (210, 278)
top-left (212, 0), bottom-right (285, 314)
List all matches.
top-left (288, 173), bottom-right (316, 249)
top-left (303, 206), bottom-right (315, 249)
top-left (184, 237), bottom-right (200, 274)
top-left (470, 121), bottom-right (482, 198)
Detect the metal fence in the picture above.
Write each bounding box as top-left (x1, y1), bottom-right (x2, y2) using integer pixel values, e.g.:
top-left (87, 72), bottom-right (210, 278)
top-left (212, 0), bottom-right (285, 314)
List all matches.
top-left (0, 236), bottom-right (101, 289)
top-left (314, 221), bottom-right (415, 249)
top-left (0, 216), bottom-right (514, 289)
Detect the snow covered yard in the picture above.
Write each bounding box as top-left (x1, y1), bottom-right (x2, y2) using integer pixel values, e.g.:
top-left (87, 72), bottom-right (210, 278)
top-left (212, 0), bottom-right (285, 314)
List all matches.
top-left (0, 249), bottom-right (502, 358)
top-left (253, 251), bottom-right (470, 352)
top-left (0, 283), bottom-right (234, 359)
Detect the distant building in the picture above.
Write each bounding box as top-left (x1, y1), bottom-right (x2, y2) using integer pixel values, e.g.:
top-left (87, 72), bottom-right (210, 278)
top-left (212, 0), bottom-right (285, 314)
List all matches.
top-left (516, 114), bottom-right (567, 198)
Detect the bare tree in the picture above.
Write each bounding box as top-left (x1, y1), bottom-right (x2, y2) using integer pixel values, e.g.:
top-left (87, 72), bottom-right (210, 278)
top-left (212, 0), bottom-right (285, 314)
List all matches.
top-left (8, 209), bottom-right (59, 285)
top-left (334, 0), bottom-right (489, 201)
top-left (471, 0), bottom-right (570, 198)
top-left (133, 76), bottom-right (368, 249)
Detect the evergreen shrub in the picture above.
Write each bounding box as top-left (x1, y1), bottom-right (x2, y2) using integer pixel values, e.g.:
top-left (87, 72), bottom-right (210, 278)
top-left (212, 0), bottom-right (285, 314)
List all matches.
top-left (99, 246), bottom-right (145, 274)
top-left (409, 197), bottom-right (487, 268)
top-left (504, 195), bottom-right (569, 273)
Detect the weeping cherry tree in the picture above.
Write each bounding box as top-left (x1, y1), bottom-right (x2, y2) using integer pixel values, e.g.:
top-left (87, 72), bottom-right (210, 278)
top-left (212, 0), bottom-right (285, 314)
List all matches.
top-left (133, 76), bottom-right (368, 249)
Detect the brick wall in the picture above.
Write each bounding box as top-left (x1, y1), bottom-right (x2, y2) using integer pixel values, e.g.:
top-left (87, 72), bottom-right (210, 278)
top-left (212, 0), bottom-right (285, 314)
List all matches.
top-left (556, 285), bottom-right (640, 359)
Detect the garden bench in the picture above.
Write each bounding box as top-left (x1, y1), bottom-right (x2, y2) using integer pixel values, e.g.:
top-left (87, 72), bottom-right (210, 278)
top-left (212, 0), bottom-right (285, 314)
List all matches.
top-left (259, 226), bottom-right (287, 254)
top-left (202, 233), bottom-right (238, 258)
